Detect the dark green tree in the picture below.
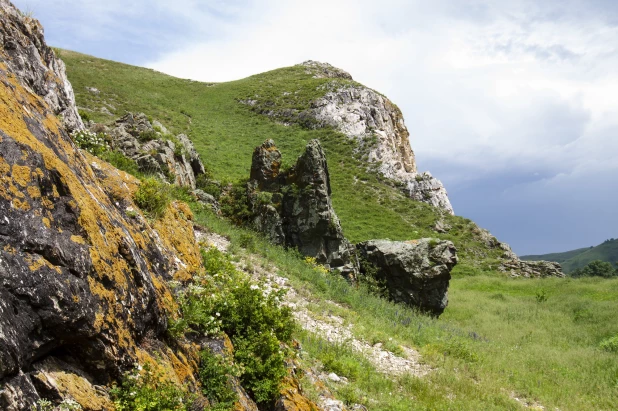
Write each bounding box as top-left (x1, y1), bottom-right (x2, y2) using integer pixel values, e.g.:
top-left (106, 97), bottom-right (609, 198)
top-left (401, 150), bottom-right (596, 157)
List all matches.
top-left (571, 260), bottom-right (617, 278)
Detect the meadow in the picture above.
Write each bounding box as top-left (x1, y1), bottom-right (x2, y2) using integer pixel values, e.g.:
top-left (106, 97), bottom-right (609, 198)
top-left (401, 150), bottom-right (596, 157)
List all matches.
top-left (60, 49), bottom-right (618, 409)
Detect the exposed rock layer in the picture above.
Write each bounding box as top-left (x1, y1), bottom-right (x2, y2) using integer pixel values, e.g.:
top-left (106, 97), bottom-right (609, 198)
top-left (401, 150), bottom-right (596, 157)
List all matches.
top-left (0, 0), bottom-right (83, 131)
top-left (94, 112), bottom-right (206, 188)
top-left (357, 239), bottom-right (458, 316)
top-left (0, 6), bottom-right (204, 407)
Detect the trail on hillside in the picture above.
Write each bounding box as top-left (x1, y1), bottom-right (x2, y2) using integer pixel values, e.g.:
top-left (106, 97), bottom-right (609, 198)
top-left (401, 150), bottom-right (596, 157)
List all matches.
top-left (196, 228), bottom-right (431, 379)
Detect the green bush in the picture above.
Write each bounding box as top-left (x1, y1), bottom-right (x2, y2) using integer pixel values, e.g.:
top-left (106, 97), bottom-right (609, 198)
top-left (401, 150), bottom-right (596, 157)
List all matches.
top-left (110, 363), bottom-right (193, 411)
top-left (198, 350), bottom-right (239, 410)
top-left (220, 179), bottom-right (252, 225)
top-left (196, 174), bottom-right (222, 199)
top-left (170, 247), bottom-right (295, 405)
top-left (600, 335), bottom-right (618, 353)
top-left (138, 130), bottom-right (158, 142)
top-left (571, 260), bottom-right (617, 278)
top-left (133, 178), bottom-right (170, 219)
top-left (78, 109), bottom-right (91, 123)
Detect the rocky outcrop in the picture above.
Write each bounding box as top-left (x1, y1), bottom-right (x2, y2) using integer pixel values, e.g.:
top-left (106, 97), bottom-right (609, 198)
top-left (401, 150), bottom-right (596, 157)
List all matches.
top-left (475, 227), bottom-right (565, 278)
top-left (95, 112), bottom-right (206, 188)
top-left (248, 60), bottom-right (454, 214)
top-left (357, 239), bottom-right (458, 316)
top-left (0, 0), bottom-right (83, 132)
top-left (499, 259), bottom-right (565, 278)
top-left (0, 21), bottom-right (205, 408)
top-left (248, 140), bottom-right (356, 274)
top-left (305, 82), bottom-right (454, 215)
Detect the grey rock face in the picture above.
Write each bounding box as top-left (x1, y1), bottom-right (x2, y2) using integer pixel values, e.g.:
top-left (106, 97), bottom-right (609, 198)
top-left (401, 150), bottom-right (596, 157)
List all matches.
top-left (103, 112), bottom-right (206, 188)
top-left (248, 140), bottom-right (355, 272)
top-left (0, 0), bottom-right (83, 132)
top-left (357, 239), bottom-right (458, 316)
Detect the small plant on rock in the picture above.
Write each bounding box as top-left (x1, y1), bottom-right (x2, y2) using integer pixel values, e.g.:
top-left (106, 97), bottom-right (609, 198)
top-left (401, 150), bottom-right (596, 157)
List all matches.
top-left (133, 177), bottom-right (170, 219)
top-left (70, 130), bottom-right (108, 156)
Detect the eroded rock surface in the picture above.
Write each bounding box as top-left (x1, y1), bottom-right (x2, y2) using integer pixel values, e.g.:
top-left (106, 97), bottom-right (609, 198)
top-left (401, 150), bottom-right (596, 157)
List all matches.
top-left (357, 239), bottom-right (458, 316)
top-left (0, 0), bottom-right (83, 132)
top-left (248, 139), bottom-right (356, 273)
top-left (0, 9), bottom-right (204, 407)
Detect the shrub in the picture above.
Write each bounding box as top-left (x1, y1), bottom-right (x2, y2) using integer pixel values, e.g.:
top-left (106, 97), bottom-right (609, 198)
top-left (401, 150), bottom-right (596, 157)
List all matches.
top-left (195, 174), bottom-right (222, 199)
top-left (138, 130), bottom-right (158, 142)
top-left (571, 260), bottom-right (617, 278)
top-left (220, 179), bottom-right (252, 225)
top-left (198, 350), bottom-right (239, 410)
top-left (600, 335), bottom-right (618, 353)
top-left (170, 247), bottom-right (296, 405)
top-left (70, 130), bottom-right (108, 156)
top-left (78, 109), bottom-right (91, 123)
top-left (133, 178), bottom-right (170, 219)
top-left (110, 363), bottom-right (193, 411)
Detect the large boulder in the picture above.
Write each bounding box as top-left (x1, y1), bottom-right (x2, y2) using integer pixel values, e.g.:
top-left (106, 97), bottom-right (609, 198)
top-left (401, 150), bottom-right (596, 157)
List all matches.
top-left (356, 239), bottom-right (458, 316)
top-left (499, 259), bottom-right (565, 278)
top-left (248, 140), bottom-right (356, 273)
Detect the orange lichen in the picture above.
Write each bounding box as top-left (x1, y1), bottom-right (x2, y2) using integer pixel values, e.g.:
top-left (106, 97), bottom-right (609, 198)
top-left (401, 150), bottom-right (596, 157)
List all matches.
top-left (42, 217), bottom-right (50, 228)
top-left (34, 368), bottom-right (114, 411)
top-left (153, 201), bottom-right (202, 279)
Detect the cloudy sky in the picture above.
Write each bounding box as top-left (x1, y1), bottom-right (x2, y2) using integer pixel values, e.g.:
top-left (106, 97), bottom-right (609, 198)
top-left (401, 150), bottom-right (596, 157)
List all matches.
top-left (13, 0), bottom-right (618, 255)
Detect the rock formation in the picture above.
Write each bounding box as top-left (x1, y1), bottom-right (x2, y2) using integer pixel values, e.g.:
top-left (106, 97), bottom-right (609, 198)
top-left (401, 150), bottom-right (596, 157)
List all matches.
top-left (93, 112), bottom-right (206, 188)
top-left (248, 139), bottom-right (356, 274)
top-left (356, 239), bottom-right (458, 316)
top-left (0, 0), bottom-right (83, 132)
top-left (249, 60), bottom-right (454, 214)
top-left (0, 4), bottom-right (206, 407)
top-left (475, 227), bottom-right (565, 278)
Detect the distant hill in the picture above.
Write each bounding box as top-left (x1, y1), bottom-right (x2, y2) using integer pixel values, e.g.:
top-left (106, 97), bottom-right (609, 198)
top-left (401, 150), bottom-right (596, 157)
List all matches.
top-left (522, 238), bottom-right (618, 273)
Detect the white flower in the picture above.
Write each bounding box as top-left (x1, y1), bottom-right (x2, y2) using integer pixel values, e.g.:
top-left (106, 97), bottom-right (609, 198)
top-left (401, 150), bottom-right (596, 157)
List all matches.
top-left (215, 312), bottom-right (220, 317)
top-left (250, 284), bottom-right (260, 290)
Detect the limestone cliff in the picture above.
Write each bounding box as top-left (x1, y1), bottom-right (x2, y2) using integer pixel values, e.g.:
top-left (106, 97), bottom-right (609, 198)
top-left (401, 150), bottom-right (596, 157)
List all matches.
top-left (277, 61), bottom-right (454, 214)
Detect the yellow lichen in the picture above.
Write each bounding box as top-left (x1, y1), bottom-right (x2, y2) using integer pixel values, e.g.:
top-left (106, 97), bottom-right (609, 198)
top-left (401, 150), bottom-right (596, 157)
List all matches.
top-left (70, 235), bottom-right (86, 244)
top-left (11, 164), bottom-right (31, 187)
top-left (27, 185), bottom-right (41, 198)
top-left (42, 217), bottom-right (51, 228)
top-left (12, 197), bottom-right (30, 211)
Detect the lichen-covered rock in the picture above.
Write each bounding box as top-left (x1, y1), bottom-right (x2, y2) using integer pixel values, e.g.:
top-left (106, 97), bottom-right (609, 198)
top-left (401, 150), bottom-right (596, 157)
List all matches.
top-left (0, 33), bottom-right (203, 408)
top-left (357, 239), bottom-right (458, 316)
top-left (0, 0), bottom-right (83, 132)
top-left (103, 112), bottom-right (206, 188)
top-left (248, 140), bottom-right (356, 273)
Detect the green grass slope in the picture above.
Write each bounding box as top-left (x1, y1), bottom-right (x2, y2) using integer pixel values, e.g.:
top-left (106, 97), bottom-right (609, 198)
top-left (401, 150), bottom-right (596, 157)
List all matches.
top-left (58, 49), bottom-right (503, 276)
top-left (522, 239), bottom-right (618, 273)
top-left (59, 49), bottom-right (618, 411)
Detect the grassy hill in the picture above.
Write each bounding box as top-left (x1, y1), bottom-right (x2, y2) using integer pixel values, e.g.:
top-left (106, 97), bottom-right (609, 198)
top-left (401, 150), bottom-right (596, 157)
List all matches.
top-left (522, 239), bottom-right (618, 273)
top-left (58, 50), bottom-right (618, 410)
top-left (58, 49), bottom-right (504, 276)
